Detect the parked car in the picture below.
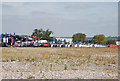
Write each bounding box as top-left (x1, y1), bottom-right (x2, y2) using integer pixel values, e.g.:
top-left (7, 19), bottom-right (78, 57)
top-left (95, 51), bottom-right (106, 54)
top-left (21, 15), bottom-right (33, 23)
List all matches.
top-left (108, 44), bottom-right (119, 47)
top-left (94, 44), bottom-right (106, 47)
top-left (53, 44), bottom-right (57, 47)
top-left (38, 43), bottom-right (43, 47)
top-left (68, 44), bottom-right (72, 47)
top-left (21, 42), bottom-right (27, 47)
top-left (29, 42), bottom-right (34, 47)
top-left (1, 43), bottom-right (7, 47)
top-left (43, 43), bottom-right (49, 47)
top-left (50, 44), bottom-right (54, 47)
top-left (33, 42), bottom-right (39, 47)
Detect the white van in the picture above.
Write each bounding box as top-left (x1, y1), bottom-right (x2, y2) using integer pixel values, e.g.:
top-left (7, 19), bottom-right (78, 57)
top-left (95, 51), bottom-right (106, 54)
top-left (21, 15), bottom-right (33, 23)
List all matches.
top-left (38, 40), bottom-right (48, 43)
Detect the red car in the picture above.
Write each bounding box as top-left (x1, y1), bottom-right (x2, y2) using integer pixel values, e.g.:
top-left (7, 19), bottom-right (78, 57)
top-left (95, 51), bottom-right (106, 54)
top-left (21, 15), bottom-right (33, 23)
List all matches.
top-left (108, 44), bottom-right (119, 47)
top-left (43, 43), bottom-right (49, 47)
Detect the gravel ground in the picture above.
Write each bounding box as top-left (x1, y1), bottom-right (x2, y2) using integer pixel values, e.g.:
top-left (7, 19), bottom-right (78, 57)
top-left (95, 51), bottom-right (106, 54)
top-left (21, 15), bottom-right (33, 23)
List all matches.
top-left (2, 62), bottom-right (118, 79)
top-left (1, 47), bottom-right (118, 79)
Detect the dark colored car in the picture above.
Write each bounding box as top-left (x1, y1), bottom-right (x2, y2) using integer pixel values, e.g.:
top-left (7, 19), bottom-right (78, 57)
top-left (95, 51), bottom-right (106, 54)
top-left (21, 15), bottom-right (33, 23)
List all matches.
top-left (33, 42), bottom-right (39, 47)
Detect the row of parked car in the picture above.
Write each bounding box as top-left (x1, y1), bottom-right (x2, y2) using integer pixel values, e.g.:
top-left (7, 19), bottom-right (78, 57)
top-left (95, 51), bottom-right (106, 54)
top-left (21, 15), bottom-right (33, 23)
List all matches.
top-left (14, 41), bottom-right (108, 47)
top-left (1, 39), bottom-right (119, 47)
top-left (15, 42), bottom-right (73, 47)
top-left (14, 41), bottom-right (50, 47)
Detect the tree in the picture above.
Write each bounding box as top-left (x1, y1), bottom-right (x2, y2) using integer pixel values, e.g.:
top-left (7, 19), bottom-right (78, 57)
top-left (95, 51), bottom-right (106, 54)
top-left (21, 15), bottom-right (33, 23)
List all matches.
top-left (92, 34), bottom-right (107, 44)
top-left (72, 33), bottom-right (86, 42)
top-left (31, 28), bottom-right (53, 41)
top-left (106, 39), bottom-right (116, 45)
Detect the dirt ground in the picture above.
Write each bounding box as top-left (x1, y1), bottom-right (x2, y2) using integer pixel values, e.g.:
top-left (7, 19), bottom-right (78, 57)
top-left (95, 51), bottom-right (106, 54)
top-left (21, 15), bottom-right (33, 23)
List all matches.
top-left (1, 47), bottom-right (118, 79)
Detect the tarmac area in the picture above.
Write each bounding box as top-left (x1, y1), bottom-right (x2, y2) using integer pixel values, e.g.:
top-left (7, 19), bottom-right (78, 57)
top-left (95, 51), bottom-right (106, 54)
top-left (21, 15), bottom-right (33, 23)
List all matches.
top-left (1, 47), bottom-right (118, 79)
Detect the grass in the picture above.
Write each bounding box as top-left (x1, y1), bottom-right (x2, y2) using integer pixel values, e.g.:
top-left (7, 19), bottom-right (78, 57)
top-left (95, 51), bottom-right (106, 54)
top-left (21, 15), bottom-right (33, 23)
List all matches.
top-left (1, 47), bottom-right (118, 71)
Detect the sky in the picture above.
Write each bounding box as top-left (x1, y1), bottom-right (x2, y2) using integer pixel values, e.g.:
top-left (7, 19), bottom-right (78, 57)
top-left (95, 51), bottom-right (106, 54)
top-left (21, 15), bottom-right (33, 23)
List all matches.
top-left (2, 2), bottom-right (118, 37)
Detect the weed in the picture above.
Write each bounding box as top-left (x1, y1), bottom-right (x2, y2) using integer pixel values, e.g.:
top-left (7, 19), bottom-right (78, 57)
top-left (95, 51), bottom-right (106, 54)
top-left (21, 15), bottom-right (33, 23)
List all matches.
top-left (64, 64), bottom-right (67, 70)
top-left (71, 68), bottom-right (78, 70)
top-left (27, 75), bottom-right (35, 79)
top-left (108, 64), bottom-right (112, 66)
top-left (25, 58), bottom-right (30, 61)
top-left (106, 71), bottom-right (113, 73)
top-left (91, 70), bottom-right (96, 71)
top-left (31, 58), bottom-right (35, 62)
top-left (50, 64), bottom-right (52, 70)
top-left (21, 72), bottom-right (23, 77)
top-left (11, 59), bottom-right (16, 62)
top-left (112, 60), bottom-right (116, 64)
top-left (24, 70), bottom-right (30, 72)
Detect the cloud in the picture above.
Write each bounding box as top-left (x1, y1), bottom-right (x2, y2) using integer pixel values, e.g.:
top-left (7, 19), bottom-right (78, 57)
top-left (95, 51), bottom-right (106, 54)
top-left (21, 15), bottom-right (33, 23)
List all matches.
top-left (30, 11), bottom-right (55, 16)
top-left (2, 2), bottom-right (118, 37)
top-left (2, 2), bottom-right (26, 7)
top-left (65, 3), bottom-right (95, 10)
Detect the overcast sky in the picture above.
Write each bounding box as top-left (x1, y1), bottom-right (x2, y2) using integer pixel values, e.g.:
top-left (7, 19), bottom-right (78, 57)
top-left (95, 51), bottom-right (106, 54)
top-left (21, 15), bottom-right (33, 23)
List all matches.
top-left (2, 2), bottom-right (118, 37)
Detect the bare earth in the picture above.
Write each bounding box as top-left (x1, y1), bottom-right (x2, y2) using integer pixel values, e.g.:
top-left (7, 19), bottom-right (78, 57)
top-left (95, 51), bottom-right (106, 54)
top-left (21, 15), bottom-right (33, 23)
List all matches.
top-left (1, 47), bottom-right (118, 79)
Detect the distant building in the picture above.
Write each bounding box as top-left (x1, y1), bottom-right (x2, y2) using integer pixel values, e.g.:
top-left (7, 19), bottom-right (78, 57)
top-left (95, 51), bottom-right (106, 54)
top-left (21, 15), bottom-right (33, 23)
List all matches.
top-left (56, 37), bottom-right (73, 44)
